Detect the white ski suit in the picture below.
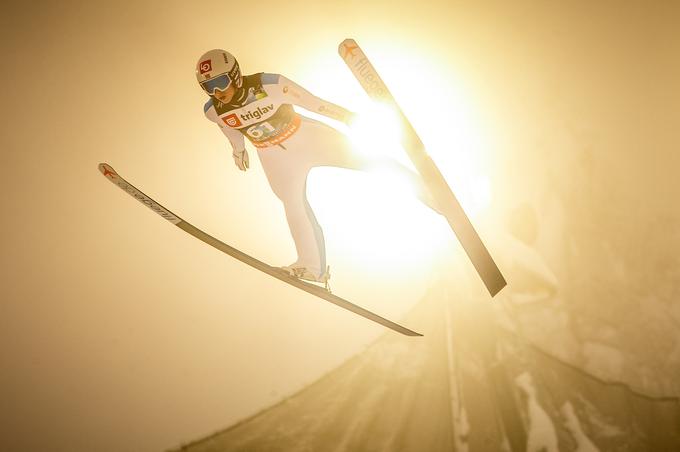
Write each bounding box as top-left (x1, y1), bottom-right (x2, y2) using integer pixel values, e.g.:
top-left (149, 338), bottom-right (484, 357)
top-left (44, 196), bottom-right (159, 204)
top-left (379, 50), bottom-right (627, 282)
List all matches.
top-left (204, 72), bottom-right (431, 279)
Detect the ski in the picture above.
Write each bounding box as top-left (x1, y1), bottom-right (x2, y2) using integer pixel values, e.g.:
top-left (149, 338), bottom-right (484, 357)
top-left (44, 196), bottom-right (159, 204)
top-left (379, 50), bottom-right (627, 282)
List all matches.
top-left (338, 39), bottom-right (507, 297)
top-left (98, 163), bottom-right (422, 337)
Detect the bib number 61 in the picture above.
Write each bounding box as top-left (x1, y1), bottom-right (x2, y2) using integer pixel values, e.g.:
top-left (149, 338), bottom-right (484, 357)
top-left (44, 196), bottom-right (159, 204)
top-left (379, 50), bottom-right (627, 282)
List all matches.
top-left (247, 122), bottom-right (276, 139)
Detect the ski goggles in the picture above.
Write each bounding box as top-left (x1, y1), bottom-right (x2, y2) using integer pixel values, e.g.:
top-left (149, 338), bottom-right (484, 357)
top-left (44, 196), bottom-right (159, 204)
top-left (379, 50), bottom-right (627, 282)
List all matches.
top-left (200, 74), bottom-right (232, 95)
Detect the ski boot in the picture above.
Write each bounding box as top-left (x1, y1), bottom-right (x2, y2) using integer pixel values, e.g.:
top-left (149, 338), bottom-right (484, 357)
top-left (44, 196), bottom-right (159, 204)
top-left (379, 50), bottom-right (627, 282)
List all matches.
top-left (281, 264), bottom-right (331, 292)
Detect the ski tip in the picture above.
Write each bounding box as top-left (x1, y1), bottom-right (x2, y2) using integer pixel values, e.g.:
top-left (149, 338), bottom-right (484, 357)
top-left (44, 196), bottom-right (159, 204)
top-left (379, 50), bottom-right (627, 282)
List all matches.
top-left (338, 38), bottom-right (359, 58)
top-left (98, 163), bottom-right (118, 179)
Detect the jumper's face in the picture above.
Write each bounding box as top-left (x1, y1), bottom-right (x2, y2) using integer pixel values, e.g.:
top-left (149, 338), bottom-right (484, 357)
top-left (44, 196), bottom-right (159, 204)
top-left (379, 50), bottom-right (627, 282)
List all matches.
top-left (213, 83), bottom-right (236, 103)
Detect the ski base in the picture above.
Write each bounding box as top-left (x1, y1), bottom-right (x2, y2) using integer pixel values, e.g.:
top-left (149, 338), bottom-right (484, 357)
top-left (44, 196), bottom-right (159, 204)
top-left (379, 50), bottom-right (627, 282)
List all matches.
top-left (99, 163), bottom-right (422, 337)
top-left (339, 38), bottom-right (507, 297)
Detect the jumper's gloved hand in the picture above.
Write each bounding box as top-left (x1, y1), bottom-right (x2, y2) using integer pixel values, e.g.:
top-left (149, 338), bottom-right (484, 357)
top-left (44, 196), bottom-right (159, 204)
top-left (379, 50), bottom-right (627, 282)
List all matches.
top-left (232, 149), bottom-right (249, 171)
top-left (343, 111), bottom-right (358, 127)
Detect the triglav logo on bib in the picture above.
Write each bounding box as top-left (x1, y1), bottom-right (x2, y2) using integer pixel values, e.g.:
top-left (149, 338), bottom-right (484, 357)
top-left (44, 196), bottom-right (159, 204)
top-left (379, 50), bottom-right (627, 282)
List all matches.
top-left (240, 104), bottom-right (275, 121)
top-left (223, 113), bottom-right (242, 127)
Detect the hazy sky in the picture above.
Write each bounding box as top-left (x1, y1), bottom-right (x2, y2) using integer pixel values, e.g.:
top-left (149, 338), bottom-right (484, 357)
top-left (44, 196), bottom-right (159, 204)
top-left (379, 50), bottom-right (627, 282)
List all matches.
top-left (1, 1), bottom-right (679, 451)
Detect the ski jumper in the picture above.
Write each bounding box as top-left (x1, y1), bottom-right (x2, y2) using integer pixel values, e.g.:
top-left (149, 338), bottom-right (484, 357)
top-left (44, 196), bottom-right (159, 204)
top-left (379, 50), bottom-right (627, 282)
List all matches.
top-left (204, 73), bottom-right (371, 278)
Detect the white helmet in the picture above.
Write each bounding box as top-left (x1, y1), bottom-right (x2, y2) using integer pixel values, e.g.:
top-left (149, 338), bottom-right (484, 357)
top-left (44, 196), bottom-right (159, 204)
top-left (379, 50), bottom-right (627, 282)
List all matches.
top-left (195, 49), bottom-right (243, 95)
